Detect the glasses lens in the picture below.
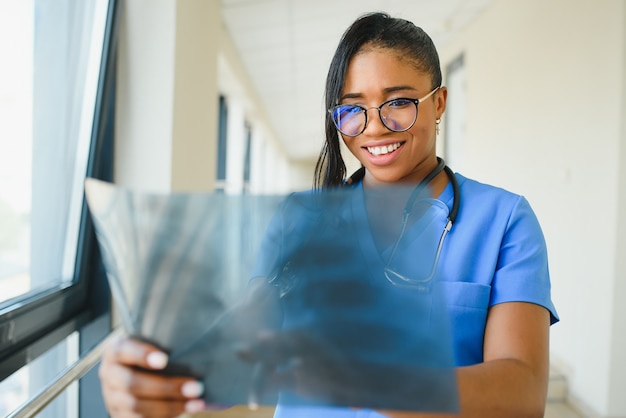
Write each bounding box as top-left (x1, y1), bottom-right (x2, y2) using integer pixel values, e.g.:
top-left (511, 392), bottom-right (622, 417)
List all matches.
top-left (380, 99), bottom-right (417, 132)
top-left (331, 105), bottom-right (365, 136)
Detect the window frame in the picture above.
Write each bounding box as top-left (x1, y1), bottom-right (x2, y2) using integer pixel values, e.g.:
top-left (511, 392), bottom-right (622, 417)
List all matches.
top-left (216, 94), bottom-right (229, 191)
top-left (0, 0), bottom-right (119, 382)
top-left (443, 53), bottom-right (466, 171)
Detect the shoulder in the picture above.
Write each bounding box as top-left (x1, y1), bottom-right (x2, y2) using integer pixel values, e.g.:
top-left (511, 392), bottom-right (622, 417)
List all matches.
top-left (447, 173), bottom-right (547, 256)
top-left (455, 173), bottom-right (522, 204)
top-left (454, 175), bottom-right (558, 323)
top-left (453, 173), bottom-right (536, 226)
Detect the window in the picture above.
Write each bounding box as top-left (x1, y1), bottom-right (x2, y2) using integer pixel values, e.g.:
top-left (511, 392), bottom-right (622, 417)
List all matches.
top-left (243, 121), bottom-right (252, 192)
top-left (0, 0), bottom-right (36, 304)
top-left (0, 0), bottom-right (118, 416)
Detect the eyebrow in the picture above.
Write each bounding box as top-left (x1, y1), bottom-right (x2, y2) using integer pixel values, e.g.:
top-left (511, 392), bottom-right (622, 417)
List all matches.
top-left (340, 85), bottom-right (418, 101)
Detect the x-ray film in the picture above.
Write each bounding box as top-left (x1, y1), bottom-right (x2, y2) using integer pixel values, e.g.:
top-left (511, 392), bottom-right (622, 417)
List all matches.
top-left (84, 178), bottom-right (458, 413)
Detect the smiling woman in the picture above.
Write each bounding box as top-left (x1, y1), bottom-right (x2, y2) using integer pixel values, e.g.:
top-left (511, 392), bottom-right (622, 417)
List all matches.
top-left (96, 11), bottom-right (559, 418)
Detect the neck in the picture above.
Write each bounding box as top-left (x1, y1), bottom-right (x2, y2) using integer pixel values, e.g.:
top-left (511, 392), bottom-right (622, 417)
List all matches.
top-left (362, 157), bottom-right (448, 198)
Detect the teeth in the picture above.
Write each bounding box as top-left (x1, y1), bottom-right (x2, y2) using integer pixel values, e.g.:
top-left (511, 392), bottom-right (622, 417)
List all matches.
top-left (367, 143), bottom-right (401, 156)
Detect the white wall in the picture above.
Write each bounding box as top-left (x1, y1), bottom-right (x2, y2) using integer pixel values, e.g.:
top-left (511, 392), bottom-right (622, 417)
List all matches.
top-left (609, 4), bottom-right (626, 413)
top-left (116, 0), bottom-right (295, 194)
top-left (115, 0), bottom-right (220, 192)
top-left (216, 13), bottom-right (299, 195)
top-left (439, 0), bottom-right (626, 415)
top-left (115, 0), bottom-right (176, 191)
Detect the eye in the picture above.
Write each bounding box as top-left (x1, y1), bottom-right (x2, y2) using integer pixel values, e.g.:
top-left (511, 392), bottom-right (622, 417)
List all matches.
top-left (340, 105), bottom-right (364, 115)
top-left (332, 105), bottom-right (364, 120)
top-left (386, 98), bottom-right (413, 109)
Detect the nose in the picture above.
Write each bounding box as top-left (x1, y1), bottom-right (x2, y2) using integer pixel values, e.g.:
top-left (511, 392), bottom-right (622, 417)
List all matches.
top-left (362, 107), bottom-right (388, 136)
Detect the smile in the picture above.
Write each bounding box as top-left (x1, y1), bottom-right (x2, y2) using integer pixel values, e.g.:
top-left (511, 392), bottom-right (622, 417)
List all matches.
top-left (366, 142), bottom-right (403, 156)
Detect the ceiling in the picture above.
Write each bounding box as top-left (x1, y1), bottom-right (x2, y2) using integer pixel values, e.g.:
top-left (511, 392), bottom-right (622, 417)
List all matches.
top-left (220, 0), bottom-right (493, 162)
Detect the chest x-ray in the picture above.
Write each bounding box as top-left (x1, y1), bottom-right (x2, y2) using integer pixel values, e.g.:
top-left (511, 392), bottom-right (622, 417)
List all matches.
top-left (85, 178), bottom-right (458, 413)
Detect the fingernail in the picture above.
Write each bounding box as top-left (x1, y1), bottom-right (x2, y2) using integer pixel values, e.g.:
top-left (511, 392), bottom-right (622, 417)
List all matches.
top-left (146, 351), bottom-right (168, 369)
top-left (181, 381), bottom-right (205, 398)
top-left (185, 399), bottom-right (206, 413)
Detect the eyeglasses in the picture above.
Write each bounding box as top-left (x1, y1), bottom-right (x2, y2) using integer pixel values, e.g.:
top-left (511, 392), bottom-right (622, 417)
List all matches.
top-left (328, 86), bottom-right (441, 137)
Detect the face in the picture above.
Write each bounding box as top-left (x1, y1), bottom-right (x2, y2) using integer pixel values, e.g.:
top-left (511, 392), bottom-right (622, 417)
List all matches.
top-left (339, 47), bottom-right (447, 186)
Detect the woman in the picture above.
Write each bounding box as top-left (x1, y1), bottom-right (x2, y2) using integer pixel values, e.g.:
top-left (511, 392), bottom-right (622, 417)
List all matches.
top-left (99, 12), bottom-right (558, 418)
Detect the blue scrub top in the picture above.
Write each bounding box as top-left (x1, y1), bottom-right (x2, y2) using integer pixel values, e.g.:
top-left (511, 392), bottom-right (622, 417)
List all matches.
top-left (252, 172), bottom-right (559, 418)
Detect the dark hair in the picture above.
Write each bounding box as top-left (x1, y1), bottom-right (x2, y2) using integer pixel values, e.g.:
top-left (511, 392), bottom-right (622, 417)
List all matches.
top-left (313, 12), bottom-right (442, 189)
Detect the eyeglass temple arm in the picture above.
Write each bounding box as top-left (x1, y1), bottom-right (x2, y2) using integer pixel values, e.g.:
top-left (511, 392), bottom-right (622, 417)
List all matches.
top-left (418, 85), bottom-right (442, 102)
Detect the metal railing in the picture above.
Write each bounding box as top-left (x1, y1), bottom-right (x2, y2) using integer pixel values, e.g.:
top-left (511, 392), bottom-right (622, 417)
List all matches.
top-left (6, 327), bottom-right (122, 418)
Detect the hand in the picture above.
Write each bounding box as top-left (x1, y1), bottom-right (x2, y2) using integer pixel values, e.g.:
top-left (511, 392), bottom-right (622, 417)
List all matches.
top-left (237, 328), bottom-right (458, 413)
top-left (238, 329), bottom-right (364, 406)
top-left (99, 336), bottom-right (207, 418)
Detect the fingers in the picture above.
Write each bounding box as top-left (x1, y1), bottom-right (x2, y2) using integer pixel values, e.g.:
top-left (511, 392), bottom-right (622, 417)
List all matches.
top-left (238, 330), bottom-right (334, 403)
top-left (102, 336), bottom-right (168, 370)
top-left (100, 368), bottom-right (205, 417)
top-left (99, 336), bottom-right (206, 418)
top-left (236, 329), bottom-right (360, 404)
top-left (105, 390), bottom-right (204, 418)
top-left (101, 336), bottom-right (202, 399)
top-left (248, 361), bottom-right (275, 409)
top-left (100, 362), bottom-right (202, 399)
top-left (236, 331), bottom-right (301, 405)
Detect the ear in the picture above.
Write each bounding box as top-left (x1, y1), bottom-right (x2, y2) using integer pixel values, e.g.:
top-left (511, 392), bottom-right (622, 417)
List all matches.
top-left (435, 86), bottom-right (448, 119)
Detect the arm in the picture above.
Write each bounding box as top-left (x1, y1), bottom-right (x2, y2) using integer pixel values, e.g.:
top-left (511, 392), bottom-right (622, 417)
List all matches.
top-left (381, 301), bottom-right (550, 418)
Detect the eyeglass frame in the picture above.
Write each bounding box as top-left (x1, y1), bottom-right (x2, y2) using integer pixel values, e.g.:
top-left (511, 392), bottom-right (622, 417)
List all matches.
top-left (328, 85), bottom-right (442, 137)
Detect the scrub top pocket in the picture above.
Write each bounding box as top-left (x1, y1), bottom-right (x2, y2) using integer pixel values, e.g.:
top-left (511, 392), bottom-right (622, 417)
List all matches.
top-left (436, 281), bottom-right (491, 366)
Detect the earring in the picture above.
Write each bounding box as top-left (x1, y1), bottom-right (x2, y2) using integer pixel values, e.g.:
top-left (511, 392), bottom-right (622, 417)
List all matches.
top-left (436, 118), bottom-right (441, 135)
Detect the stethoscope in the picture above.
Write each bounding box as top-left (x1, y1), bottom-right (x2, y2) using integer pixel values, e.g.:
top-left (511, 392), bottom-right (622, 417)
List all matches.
top-left (346, 157), bottom-right (460, 289)
top-left (249, 159), bottom-right (461, 407)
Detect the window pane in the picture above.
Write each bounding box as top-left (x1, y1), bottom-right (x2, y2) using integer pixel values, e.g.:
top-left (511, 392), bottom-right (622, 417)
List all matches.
top-left (0, 0), bottom-right (33, 302)
top-left (0, 333), bottom-right (79, 417)
top-left (0, 0), bottom-right (109, 304)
